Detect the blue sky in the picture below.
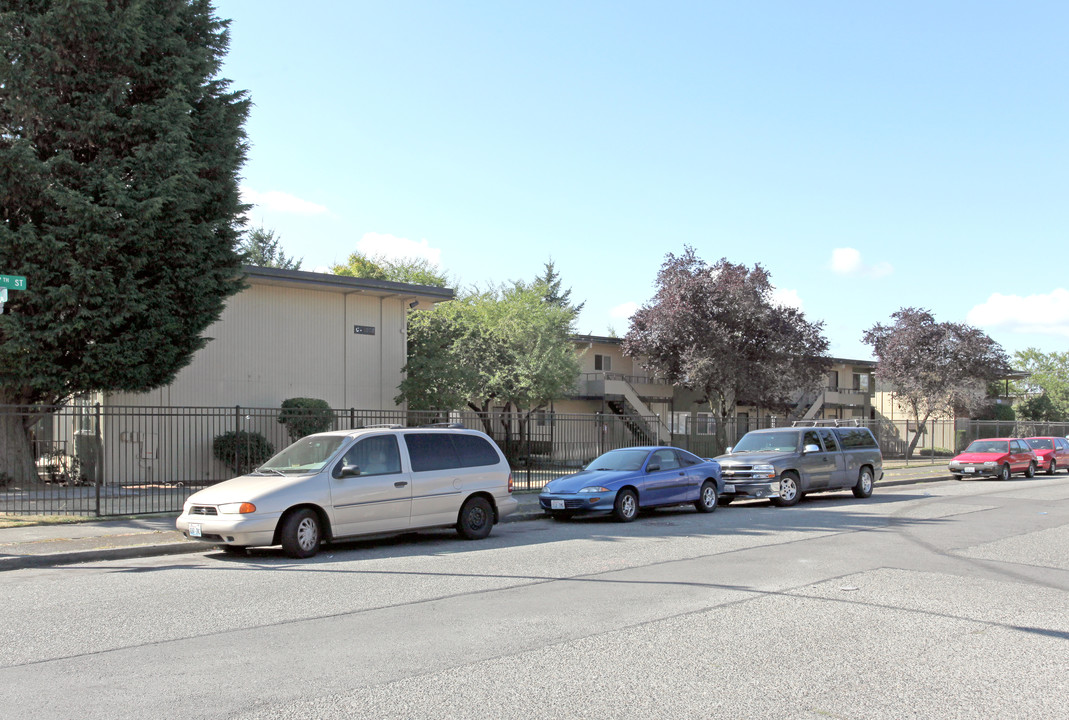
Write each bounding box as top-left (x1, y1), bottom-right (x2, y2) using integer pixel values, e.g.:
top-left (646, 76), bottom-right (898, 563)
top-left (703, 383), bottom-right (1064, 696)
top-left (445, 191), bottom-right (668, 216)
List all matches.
top-left (213, 1), bottom-right (1069, 361)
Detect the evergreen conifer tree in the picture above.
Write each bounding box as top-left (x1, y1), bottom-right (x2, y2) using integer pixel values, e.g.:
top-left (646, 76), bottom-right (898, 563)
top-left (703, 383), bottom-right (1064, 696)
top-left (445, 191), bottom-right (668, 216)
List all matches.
top-left (0, 0), bottom-right (250, 482)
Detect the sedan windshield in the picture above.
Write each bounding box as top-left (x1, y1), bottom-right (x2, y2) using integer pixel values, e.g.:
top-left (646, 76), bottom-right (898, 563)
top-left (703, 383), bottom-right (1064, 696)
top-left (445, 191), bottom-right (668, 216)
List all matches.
top-left (732, 432), bottom-right (799, 453)
top-left (964, 440), bottom-right (1009, 454)
top-left (258, 436), bottom-right (348, 474)
top-left (1026, 438), bottom-right (1053, 450)
top-left (586, 449), bottom-right (649, 472)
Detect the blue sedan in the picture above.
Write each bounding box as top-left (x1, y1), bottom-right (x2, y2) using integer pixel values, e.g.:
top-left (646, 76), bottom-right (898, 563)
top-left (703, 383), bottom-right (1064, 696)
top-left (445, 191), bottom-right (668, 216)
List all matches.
top-left (538, 446), bottom-right (723, 522)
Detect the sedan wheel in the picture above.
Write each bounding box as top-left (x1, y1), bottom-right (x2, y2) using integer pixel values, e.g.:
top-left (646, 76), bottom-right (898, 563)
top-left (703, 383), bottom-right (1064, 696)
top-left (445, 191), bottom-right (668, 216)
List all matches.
top-left (1025, 461), bottom-right (1036, 478)
top-left (280, 508), bottom-right (321, 559)
top-left (612, 489), bottom-right (638, 522)
top-left (773, 472), bottom-right (801, 507)
top-left (1048, 460), bottom-right (1057, 475)
top-left (694, 481), bottom-right (718, 513)
top-left (999, 464), bottom-right (1011, 481)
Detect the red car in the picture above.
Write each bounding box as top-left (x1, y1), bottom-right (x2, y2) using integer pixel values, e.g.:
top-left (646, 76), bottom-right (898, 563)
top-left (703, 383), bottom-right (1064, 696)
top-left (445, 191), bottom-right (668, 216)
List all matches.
top-left (948, 438), bottom-right (1039, 481)
top-left (1024, 436), bottom-right (1069, 475)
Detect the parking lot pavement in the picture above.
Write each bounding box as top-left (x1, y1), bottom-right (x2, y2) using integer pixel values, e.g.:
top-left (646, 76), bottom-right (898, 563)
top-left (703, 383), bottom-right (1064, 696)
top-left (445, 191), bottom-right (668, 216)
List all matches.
top-left (0, 466), bottom-right (951, 571)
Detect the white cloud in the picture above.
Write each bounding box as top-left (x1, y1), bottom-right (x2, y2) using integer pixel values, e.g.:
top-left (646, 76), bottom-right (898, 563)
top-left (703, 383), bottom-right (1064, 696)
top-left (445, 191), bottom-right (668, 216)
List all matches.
top-left (240, 185), bottom-right (328, 215)
top-left (356, 232), bottom-right (442, 265)
top-left (830, 247), bottom-right (893, 278)
top-left (967, 289), bottom-right (1069, 337)
top-left (771, 287), bottom-right (803, 309)
top-left (610, 301), bottom-right (640, 319)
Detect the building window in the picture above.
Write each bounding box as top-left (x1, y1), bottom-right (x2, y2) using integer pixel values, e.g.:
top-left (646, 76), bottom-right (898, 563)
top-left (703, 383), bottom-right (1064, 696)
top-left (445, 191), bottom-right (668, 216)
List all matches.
top-left (594, 354), bottom-right (612, 372)
top-left (828, 370), bottom-right (839, 390)
top-left (853, 373), bottom-right (869, 391)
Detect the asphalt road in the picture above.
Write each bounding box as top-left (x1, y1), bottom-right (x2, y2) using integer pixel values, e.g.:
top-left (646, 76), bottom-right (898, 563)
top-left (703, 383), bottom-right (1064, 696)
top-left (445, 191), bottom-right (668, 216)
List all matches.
top-left (3, 476), bottom-right (1068, 720)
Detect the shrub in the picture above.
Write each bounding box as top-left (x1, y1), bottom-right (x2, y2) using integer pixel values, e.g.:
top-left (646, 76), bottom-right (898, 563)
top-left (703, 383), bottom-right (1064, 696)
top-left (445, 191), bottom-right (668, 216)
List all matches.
top-left (213, 431), bottom-right (274, 475)
top-left (278, 398), bottom-right (334, 441)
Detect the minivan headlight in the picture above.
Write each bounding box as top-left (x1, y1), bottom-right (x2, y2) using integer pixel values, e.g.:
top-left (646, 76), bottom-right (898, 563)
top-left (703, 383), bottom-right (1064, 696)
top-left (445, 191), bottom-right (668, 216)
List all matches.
top-left (218, 502), bottom-right (257, 514)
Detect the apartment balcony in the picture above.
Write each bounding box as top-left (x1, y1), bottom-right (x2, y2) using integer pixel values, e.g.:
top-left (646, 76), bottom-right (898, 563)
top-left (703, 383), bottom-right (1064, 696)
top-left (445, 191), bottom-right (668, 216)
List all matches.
top-left (573, 372), bottom-right (674, 402)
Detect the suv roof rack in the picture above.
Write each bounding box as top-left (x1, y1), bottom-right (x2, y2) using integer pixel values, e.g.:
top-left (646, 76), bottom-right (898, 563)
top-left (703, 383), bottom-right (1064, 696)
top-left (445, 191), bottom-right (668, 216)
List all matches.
top-left (791, 419), bottom-right (863, 428)
top-left (422, 422), bottom-right (465, 428)
top-left (361, 423), bottom-right (403, 429)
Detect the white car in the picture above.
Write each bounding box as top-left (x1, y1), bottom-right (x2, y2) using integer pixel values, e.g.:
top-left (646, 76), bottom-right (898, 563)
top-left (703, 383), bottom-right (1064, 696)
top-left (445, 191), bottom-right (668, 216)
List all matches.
top-left (176, 426), bottom-right (518, 558)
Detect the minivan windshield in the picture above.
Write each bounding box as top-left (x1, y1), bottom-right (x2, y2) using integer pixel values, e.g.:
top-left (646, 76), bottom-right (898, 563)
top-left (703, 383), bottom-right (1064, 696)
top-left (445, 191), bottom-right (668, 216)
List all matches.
top-left (731, 432), bottom-right (799, 453)
top-left (257, 435), bottom-right (348, 474)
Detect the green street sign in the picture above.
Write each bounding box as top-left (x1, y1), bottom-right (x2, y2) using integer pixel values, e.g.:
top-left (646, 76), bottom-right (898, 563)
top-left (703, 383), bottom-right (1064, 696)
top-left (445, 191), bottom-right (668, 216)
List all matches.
top-left (0, 274), bottom-right (27, 290)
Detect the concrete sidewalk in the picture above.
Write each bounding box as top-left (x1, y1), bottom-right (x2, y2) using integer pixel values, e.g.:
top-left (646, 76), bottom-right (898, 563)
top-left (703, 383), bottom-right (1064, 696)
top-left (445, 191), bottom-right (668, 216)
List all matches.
top-left (0, 467), bottom-right (952, 572)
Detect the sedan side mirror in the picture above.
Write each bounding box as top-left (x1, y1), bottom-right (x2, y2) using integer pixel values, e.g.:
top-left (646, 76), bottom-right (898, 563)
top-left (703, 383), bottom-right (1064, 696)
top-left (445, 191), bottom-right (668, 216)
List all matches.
top-left (725, 446), bottom-right (733, 454)
top-left (646, 463), bottom-right (661, 473)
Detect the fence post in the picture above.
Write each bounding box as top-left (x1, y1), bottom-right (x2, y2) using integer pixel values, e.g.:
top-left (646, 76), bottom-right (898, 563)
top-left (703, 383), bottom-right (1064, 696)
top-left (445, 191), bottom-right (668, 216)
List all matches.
top-left (94, 402), bottom-right (102, 517)
top-left (234, 405), bottom-right (241, 472)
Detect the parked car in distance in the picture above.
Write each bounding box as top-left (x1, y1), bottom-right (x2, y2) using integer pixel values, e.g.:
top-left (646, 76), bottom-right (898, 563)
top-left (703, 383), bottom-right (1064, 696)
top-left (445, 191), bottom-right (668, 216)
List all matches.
top-left (538, 446), bottom-right (722, 522)
top-left (714, 423), bottom-right (883, 507)
top-left (948, 438), bottom-right (1038, 481)
top-left (1023, 437), bottom-right (1069, 475)
top-left (176, 426), bottom-right (518, 558)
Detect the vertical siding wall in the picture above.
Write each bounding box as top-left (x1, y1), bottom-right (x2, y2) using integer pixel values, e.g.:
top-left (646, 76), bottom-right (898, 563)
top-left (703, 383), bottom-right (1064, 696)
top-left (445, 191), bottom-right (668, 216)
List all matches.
top-left (104, 281), bottom-right (411, 481)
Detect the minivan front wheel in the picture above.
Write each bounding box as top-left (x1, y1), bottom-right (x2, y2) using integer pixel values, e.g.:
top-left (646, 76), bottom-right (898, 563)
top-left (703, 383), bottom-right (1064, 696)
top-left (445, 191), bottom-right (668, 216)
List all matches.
top-left (852, 467), bottom-right (874, 498)
top-left (280, 508), bottom-right (321, 559)
top-left (457, 496), bottom-right (494, 540)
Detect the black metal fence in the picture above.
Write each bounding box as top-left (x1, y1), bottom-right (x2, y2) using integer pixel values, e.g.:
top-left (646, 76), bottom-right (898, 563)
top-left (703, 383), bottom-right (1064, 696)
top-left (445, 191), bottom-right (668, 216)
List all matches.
top-left (2, 403), bottom-right (1068, 517)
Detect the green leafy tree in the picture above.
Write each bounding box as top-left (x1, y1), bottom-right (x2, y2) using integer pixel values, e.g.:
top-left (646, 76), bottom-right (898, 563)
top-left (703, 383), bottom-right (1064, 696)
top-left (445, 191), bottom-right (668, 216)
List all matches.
top-left (0, 0), bottom-right (250, 483)
top-left (332, 251), bottom-right (450, 287)
top-left (396, 284), bottom-right (581, 456)
top-left (1011, 348), bottom-right (1069, 420)
top-left (240, 226), bottom-right (302, 269)
top-left (623, 247), bottom-right (829, 451)
top-left (1015, 393), bottom-right (1061, 422)
top-left (863, 308), bottom-right (1011, 457)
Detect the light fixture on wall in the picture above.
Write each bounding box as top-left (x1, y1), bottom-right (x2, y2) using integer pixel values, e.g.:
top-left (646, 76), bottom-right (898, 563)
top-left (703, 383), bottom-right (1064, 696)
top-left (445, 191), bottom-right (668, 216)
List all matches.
top-left (409, 300), bottom-right (419, 309)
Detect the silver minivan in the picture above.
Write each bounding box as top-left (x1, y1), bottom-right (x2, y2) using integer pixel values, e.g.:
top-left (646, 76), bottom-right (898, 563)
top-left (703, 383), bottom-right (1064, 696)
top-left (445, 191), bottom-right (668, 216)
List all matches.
top-left (176, 427), bottom-right (518, 558)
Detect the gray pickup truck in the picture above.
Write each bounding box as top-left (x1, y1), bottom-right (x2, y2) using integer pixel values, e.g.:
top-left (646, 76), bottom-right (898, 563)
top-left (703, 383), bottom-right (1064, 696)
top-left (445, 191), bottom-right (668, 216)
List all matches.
top-left (714, 424), bottom-right (884, 507)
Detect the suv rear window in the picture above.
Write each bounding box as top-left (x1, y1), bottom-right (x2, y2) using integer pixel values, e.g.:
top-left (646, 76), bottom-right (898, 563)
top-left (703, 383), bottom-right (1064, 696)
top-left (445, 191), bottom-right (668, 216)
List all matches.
top-left (837, 428), bottom-right (878, 449)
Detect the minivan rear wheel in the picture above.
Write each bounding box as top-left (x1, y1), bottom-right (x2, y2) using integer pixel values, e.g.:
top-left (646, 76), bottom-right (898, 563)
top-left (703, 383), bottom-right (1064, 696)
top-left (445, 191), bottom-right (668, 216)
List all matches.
top-left (457, 496), bottom-right (494, 540)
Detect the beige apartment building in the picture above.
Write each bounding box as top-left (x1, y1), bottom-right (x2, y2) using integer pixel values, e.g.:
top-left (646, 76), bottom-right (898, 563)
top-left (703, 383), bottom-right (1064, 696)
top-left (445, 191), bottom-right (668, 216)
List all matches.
top-left (78, 266), bottom-right (454, 484)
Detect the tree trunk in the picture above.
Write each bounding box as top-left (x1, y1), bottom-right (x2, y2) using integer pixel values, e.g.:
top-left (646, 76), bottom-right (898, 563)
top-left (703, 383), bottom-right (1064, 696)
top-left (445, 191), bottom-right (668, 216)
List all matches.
top-left (0, 407), bottom-right (37, 485)
top-left (906, 412), bottom-right (930, 459)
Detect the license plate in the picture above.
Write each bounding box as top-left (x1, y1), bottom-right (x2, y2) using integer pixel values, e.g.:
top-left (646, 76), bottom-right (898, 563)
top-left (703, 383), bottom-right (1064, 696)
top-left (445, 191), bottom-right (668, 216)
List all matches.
top-left (963, 466), bottom-right (975, 473)
top-left (188, 523), bottom-right (202, 537)
top-left (551, 500), bottom-right (565, 510)
top-left (724, 484), bottom-right (735, 493)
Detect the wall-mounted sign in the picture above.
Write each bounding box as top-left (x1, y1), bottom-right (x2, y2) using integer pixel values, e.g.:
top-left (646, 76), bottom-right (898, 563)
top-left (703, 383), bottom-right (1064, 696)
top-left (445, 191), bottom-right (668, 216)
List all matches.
top-left (354, 325), bottom-right (376, 335)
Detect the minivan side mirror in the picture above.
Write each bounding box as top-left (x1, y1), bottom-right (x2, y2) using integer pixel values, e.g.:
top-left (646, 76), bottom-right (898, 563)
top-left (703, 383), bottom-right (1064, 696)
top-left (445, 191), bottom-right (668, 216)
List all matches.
top-left (725, 446), bottom-right (733, 454)
top-left (338, 464), bottom-right (361, 478)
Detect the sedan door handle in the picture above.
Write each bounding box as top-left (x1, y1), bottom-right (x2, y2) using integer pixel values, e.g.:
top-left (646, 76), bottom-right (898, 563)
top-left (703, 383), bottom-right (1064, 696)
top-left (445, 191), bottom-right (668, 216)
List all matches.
top-left (394, 481), bottom-right (408, 488)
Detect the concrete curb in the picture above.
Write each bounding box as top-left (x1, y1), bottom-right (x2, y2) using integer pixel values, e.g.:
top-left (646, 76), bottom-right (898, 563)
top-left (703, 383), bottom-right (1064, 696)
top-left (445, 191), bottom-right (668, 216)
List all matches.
top-left (0, 472), bottom-right (951, 571)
